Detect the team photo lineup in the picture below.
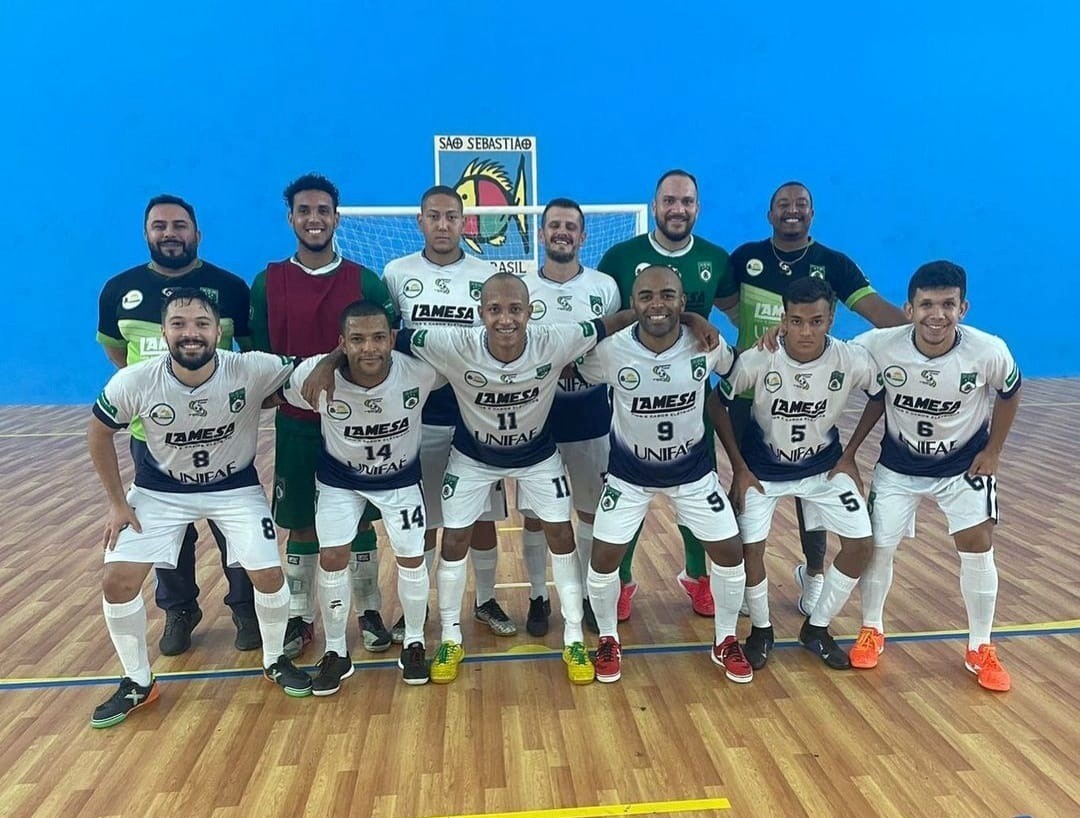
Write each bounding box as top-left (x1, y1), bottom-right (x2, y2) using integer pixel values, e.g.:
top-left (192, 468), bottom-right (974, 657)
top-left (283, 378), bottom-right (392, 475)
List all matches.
top-left (89, 169), bottom-right (1022, 729)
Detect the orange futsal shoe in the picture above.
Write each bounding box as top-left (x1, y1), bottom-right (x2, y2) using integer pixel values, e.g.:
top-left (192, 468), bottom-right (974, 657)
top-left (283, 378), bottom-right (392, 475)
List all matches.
top-left (964, 643), bottom-right (1011, 692)
top-left (849, 627), bottom-right (885, 669)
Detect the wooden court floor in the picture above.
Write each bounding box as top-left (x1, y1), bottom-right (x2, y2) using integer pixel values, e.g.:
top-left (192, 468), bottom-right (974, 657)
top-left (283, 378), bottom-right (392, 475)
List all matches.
top-left (0, 379), bottom-right (1077, 818)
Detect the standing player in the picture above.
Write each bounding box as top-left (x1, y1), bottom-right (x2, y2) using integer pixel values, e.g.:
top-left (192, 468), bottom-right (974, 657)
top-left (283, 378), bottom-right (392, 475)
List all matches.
top-left (383, 186), bottom-right (513, 639)
top-left (519, 198), bottom-right (621, 636)
top-left (97, 194), bottom-right (258, 656)
top-left (839, 261), bottom-right (1021, 691)
top-left (281, 301), bottom-right (445, 689)
top-left (597, 170), bottom-right (739, 620)
top-left (577, 266), bottom-right (751, 684)
top-left (728, 181), bottom-right (906, 616)
top-left (708, 278), bottom-right (879, 670)
top-left (87, 289), bottom-right (311, 728)
top-left (250, 174), bottom-right (399, 659)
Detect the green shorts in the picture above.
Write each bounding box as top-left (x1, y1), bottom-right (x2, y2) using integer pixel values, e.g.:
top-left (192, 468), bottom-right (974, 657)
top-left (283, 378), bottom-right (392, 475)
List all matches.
top-left (273, 412), bottom-right (381, 530)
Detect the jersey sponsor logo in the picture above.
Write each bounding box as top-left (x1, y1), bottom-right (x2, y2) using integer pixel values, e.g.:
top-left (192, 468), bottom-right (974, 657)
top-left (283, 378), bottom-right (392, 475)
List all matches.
top-left (598, 484), bottom-right (621, 512)
top-left (1004, 365), bottom-right (1019, 390)
top-left (475, 387), bottom-right (540, 407)
top-left (920, 369), bottom-right (940, 387)
top-left (883, 366), bottom-right (907, 387)
top-left (809, 265), bottom-right (826, 279)
top-left (770, 398), bottom-right (827, 419)
top-left (167, 462), bottom-right (241, 484)
top-left (959, 372), bottom-right (978, 394)
top-left (794, 374), bottom-right (811, 390)
top-left (531, 299), bottom-right (548, 319)
top-left (148, 403), bottom-right (175, 426)
top-left (165, 422), bottom-right (235, 446)
top-left (327, 400), bottom-right (352, 420)
top-left (411, 304), bottom-right (474, 324)
top-left (764, 371), bottom-right (782, 393)
top-left (746, 259), bottom-right (764, 277)
top-left (138, 336), bottom-right (169, 357)
top-left (97, 391), bottom-right (119, 418)
top-left (402, 388), bottom-right (420, 409)
top-left (634, 441), bottom-right (694, 462)
top-left (631, 392), bottom-right (697, 415)
top-left (898, 431), bottom-right (957, 457)
top-left (579, 321), bottom-right (595, 338)
top-left (557, 295), bottom-right (573, 311)
top-left (536, 363), bottom-right (551, 380)
top-left (499, 374), bottom-right (516, 384)
top-left (464, 370), bottom-right (488, 387)
top-left (121, 289), bottom-right (143, 310)
top-left (344, 419), bottom-right (409, 440)
top-left (412, 329), bottom-right (428, 348)
top-left (589, 295), bottom-right (605, 316)
top-left (469, 281), bottom-right (484, 301)
top-left (188, 399), bottom-right (208, 418)
top-left (229, 388), bottom-right (246, 413)
top-left (891, 393), bottom-right (962, 416)
top-left (754, 303), bottom-right (782, 321)
top-left (652, 364), bottom-right (671, 382)
top-left (691, 356), bottom-right (707, 381)
top-left (363, 398), bottom-right (383, 414)
top-left (828, 370), bottom-right (845, 391)
top-left (697, 261), bottom-right (712, 282)
top-left (435, 278), bottom-right (451, 294)
top-left (617, 367), bottom-right (640, 390)
top-left (441, 473), bottom-right (459, 499)
top-left (402, 279), bottom-right (423, 298)
top-left (769, 441), bottom-right (832, 463)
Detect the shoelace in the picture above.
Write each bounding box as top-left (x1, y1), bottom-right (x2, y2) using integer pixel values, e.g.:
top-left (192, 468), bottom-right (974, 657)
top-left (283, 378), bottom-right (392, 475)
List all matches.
top-left (721, 640), bottom-right (748, 665)
top-left (404, 644), bottom-right (424, 666)
top-left (566, 643), bottom-right (589, 665)
top-left (596, 639), bottom-right (618, 662)
top-left (435, 642), bottom-right (458, 663)
top-left (478, 600), bottom-right (509, 620)
top-left (855, 629), bottom-right (879, 650)
top-left (978, 646), bottom-right (1003, 670)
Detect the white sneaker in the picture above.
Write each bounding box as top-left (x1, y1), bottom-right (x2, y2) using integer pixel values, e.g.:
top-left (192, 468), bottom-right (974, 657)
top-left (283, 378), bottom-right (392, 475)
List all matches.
top-left (794, 564), bottom-right (824, 616)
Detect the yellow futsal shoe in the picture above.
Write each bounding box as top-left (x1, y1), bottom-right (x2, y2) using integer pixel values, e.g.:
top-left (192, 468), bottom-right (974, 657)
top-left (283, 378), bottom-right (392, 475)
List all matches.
top-left (563, 641), bottom-right (595, 685)
top-left (430, 641), bottom-right (465, 684)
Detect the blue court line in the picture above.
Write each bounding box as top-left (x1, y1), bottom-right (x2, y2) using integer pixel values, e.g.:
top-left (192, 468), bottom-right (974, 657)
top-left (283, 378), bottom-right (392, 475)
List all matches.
top-left (2, 621), bottom-right (1076, 692)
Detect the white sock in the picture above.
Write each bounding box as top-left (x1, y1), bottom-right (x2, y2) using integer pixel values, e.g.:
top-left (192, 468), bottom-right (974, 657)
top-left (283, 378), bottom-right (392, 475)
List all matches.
top-left (255, 581), bottom-right (292, 668)
top-left (471, 546), bottom-right (498, 606)
top-left (710, 562), bottom-right (746, 643)
top-left (809, 567), bottom-right (859, 628)
top-left (103, 596), bottom-right (151, 687)
top-left (318, 566), bottom-right (351, 657)
top-left (522, 527), bottom-right (549, 599)
top-left (586, 566), bottom-right (620, 640)
top-left (397, 563), bottom-right (429, 648)
top-left (350, 549), bottom-right (381, 613)
top-left (285, 552), bottom-right (318, 621)
top-left (551, 551), bottom-right (584, 645)
top-left (575, 521), bottom-right (594, 591)
top-left (959, 549), bottom-right (998, 651)
top-left (859, 546), bottom-right (897, 632)
top-left (424, 548), bottom-right (436, 574)
top-left (437, 555), bottom-right (468, 644)
top-left (745, 578), bottom-right (771, 629)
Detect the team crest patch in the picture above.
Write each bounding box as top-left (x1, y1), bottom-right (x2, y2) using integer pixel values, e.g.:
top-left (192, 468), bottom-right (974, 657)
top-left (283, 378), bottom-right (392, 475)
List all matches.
top-left (327, 400), bottom-right (352, 420)
top-left (535, 363), bottom-right (551, 380)
top-left (690, 356), bottom-right (707, 381)
top-left (589, 295), bottom-right (605, 316)
top-left (412, 329), bottom-right (428, 348)
top-left (579, 321), bottom-right (595, 338)
top-left (828, 370), bottom-right (845, 391)
top-left (557, 295), bottom-right (573, 311)
top-left (531, 299), bottom-right (547, 319)
top-left (697, 261), bottom-right (712, 282)
top-left (617, 367), bottom-right (640, 390)
top-left (809, 265), bottom-right (826, 279)
top-left (599, 485), bottom-right (622, 512)
top-left (402, 279), bottom-right (423, 298)
top-left (97, 391), bottom-right (119, 418)
top-left (469, 281), bottom-right (484, 301)
top-left (403, 388), bottom-right (420, 409)
top-left (794, 374), bottom-right (811, 390)
top-left (435, 278), bottom-right (451, 294)
top-left (883, 366), bottom-right (907, 387)
top-left (363, 398), bottom-right (383, 414)
top-left (959, 372), bottom-right (977, 394)
top-left (652, 364), bottom-right (671, 383)
top-left (229, 388), bottom-right (246, 413)
top-left (441, 473), bottom-right (459, 499)
top-left (189, 399), bottom-right (208, 417)
top-left (764, 371), bottom-right (782, 393)
top-left (148, 403), bottom-right (175, 426)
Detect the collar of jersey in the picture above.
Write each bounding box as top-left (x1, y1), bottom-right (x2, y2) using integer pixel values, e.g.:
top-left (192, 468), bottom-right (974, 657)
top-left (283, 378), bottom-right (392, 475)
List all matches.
top-left (908, 326), bottom-right (963, 359)
top-left (538, 264), bottom-right (585, 285)
top-left (164, 352), bottom-right (220, 392)
top-left (648, 232), bottom-right (696, 258)
top-left (420, 248), bottom-right (468, 269)
top-left (289, 255), bottom-right (343, 276)
top-left (337, 355), bottom-right (395, 391)
top-left (778, 334), bottom-right (832, 366)
top-left (631, 324), bottom-right (685, 357)
top-left (481, 330), bottom-right (529, 367)
top-left (146, 259), bottom-right (205, 279)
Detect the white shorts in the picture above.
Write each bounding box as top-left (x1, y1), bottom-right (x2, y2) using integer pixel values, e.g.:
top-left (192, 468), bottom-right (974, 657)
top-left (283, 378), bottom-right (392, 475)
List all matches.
top-left (869, 464), bottom-right (999, 547)
top-left (518, 435), bottom-right (609, 518)
top-left (315, 481), bottom-right (426, 559)
top-left (737, 472), bottom-right (873, 544)
top-left (105, 485), bottom-right (280, 571)
top-left (442, 448), bottom-right (572, 529)
top-left (592, 472), bottom-right (740, 546)
top-left (421, 425), bottom-right (507, 529)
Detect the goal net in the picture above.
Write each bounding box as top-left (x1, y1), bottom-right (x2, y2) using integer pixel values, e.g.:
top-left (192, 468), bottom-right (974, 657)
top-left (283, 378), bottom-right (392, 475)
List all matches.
top-left (336, 205), bottom-right (648, 275)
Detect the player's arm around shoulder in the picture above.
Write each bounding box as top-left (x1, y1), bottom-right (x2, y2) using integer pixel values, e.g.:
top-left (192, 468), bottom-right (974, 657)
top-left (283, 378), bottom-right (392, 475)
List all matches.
top-left (280, 355), bottom-right (324, 412)
top-left (573, 332), bottom-right (615, 386)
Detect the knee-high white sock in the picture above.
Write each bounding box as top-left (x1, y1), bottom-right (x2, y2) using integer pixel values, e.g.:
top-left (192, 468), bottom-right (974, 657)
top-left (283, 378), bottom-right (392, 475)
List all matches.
top-left (285, 552), bottom-right (318, 622)
top-left (318, 566), bottom-right (351, 657)
top-left (551, 551), bottom-right (584, 645)
top-left (255, 581), bottom-right (292, 668)
top-left (350, 550), bottom-right (381, 614)
top-left (710, 562), bottom-right (746, 643)
top-left (437, 555), bottom-right (468, 644)
top-left (809, 567), bottom-right (859, 628)
top-left (397, 563), bottom-right (429, 648)
top-left (586, 566), bottom-right (620, 640)
top-left (103, 596), bottom-right (151, 687)
top-left (575, 521), bottom-right (594, 592)
top-left (745, 578), bottom-right (771, 629)
top-left (959, 549), bottom-right (998, 651)
top-left (859, 546), bottom-right (897, 632)
top-left (522, 528), bottom-right (549, 599)
top-left (424, 548), bottom-right (436, 574)
top-left (470, 547), bottom-right (498, 606)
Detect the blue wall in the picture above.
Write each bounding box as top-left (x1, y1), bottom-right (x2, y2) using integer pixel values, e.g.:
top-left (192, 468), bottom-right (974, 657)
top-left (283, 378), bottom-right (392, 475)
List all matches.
top-left (2, 1), bottom-right (1074, 403)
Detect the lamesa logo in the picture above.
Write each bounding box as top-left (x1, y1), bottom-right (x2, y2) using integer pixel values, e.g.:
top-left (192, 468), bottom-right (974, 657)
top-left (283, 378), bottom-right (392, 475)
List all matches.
top-left (452, 158), bottom-right (529, 255)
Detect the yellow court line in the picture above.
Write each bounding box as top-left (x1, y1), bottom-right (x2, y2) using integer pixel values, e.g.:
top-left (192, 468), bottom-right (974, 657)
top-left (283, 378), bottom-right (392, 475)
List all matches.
top-left (420, 797), bottom-right (730, 818)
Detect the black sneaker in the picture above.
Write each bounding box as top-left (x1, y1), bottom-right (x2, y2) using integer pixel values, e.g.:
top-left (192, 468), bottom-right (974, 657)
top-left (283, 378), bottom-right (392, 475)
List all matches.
top-left (744, 625), bottom-right (775, 670)
top-left (231, 610), bottom-right (262, 652)
top-left (311, 651), bottom-right (354, 696)
top-left (474, 598), bottom-right (518, 636)
top-left (799, 618), bottom-right (851, 670)
top-left (359, 610), bottom-right (392, 653)
top-left (526, 596), bottom-right (551, 637)
top-left (583, 598), bottom-right (599, 635)
top-left (398, 641), bottom-right (430, 685)
top-left (159, 608), bottom-right (202, 656)
top-left (264, 655), bottom-right (313, 697)
top-left (390, 614), bottom-right (406, 645)
top-left (283, 616), bottom-right (314, 660)
top-left (90, 676), bottom-right (159, 728)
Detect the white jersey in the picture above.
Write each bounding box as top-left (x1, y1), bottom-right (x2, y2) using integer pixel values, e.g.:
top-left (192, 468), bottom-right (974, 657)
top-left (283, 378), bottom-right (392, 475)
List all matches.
top-left (282, 352), bottom-right (446, 491)
top-left (384, 250), bottom-right (496, 426)
top-left (717, 337), bottom-right (879, 481)
top-left (94, 351), bottom-right (294, 492)
top-left (577, 326), bottom-right (736, 488)
top-left (524, 266), bottom-right (621, 443)
top-left (398, 320), bottom-right (606, 468)
top-left (853, 325), bottom-right (1021, 477)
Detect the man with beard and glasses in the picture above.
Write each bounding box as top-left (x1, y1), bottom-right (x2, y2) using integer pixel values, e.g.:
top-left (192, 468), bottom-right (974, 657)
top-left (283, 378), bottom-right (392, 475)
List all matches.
top-left (727, 181), bottom-right (906, 618)
top-left (97, 194), bottom-right (259, 657)
top-left (597, 170), bottom-right (739, 622)
top-left (250, 174), bottom-right (398, 661)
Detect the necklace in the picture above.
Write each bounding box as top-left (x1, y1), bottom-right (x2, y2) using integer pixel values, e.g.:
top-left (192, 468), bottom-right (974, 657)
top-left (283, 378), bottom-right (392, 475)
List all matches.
top-left (771, 240), bottom-right (810, 274)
